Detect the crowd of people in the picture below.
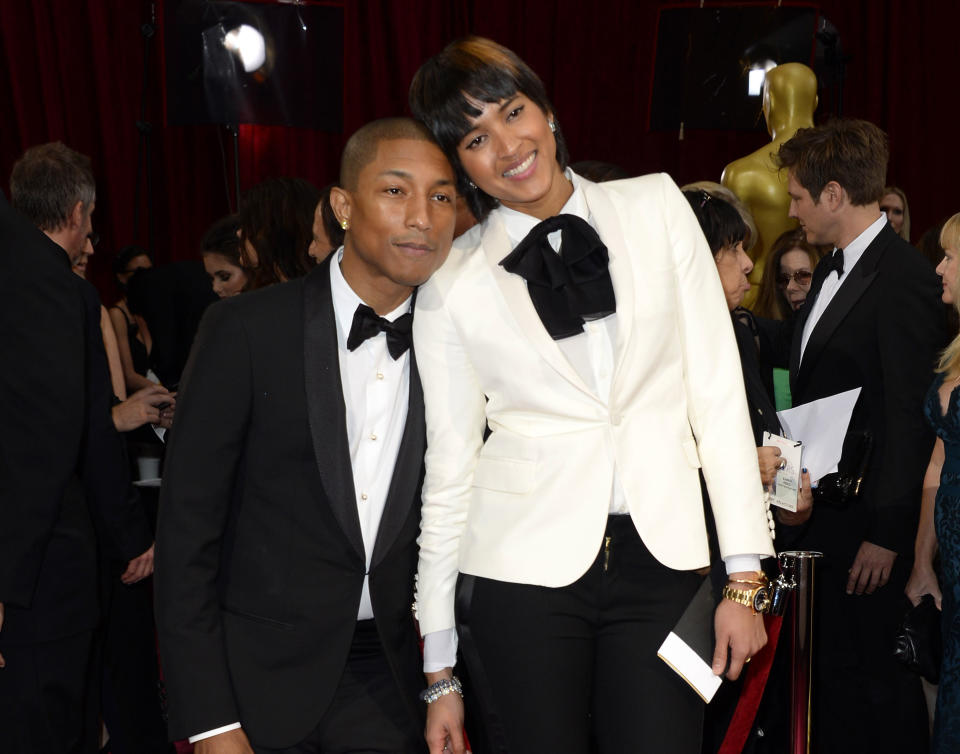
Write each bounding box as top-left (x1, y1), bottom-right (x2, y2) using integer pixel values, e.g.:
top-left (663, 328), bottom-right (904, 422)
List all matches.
top-left (1, 34), bottom-right (958, 754)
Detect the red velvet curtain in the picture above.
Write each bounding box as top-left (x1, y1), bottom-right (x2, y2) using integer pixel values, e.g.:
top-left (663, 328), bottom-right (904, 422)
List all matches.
top-left (2, 0), bottom-right (958, 300)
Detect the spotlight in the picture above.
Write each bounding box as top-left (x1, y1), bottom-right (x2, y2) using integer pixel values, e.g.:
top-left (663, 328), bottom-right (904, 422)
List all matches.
top-left (222, 24), bottom-right (265, 73)
top-left (747, 59), bottom-right (777, 96)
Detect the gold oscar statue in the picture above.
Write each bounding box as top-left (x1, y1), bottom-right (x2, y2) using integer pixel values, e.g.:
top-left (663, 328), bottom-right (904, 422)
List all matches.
top-left (722, 63), bottom-right (818, 306)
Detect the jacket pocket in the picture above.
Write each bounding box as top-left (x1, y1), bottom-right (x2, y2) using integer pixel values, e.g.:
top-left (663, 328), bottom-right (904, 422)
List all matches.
top-left (472, 455), bottom-right (535, 494)
top-left (222, 605), bottom-right (294, 630)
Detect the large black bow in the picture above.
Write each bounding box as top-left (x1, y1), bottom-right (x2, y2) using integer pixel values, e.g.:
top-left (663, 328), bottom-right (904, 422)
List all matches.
top-left (499, 214), bottom-right (616, 340)
top-left (823, 247), bottom-right (844, 277)
top-left (346, 304), bottom-right (412, 359)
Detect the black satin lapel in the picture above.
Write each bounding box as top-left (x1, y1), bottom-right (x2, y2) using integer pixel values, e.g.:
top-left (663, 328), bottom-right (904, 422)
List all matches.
top-left (303, 260), bottom-right (365, 563)
top-left (797, 242), bottom-right (884, 387)
top-left (370, 347), bottom-right (425, 570)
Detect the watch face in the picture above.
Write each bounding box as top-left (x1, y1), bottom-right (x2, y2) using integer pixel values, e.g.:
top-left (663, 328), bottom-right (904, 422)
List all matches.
top-left (753, 587), bottom-right (771, 614)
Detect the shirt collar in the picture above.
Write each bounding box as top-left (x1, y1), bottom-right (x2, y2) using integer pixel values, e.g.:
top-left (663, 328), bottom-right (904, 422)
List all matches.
top-left (498, 168), bottom-right (589, 248)
top-left (329, 247), bottom-right (413, 346)
top-left (837, 213), bottom-right (887, 278)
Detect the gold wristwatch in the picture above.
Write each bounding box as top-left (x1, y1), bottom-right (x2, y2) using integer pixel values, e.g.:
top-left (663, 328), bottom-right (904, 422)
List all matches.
top-left (722, 580), bottom-right (772, 615)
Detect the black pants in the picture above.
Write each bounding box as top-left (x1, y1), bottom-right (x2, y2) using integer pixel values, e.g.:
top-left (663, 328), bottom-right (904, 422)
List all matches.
top-left (252, 620), bottom-right (425, 754)
top-left (0, 630), bottom-right (99, 754)
top-left (456, 515), bottom-right (705, 754)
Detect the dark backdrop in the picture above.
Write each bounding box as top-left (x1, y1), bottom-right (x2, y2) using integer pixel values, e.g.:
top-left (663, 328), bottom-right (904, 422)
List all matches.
top-left (2, 0), bottom-right (957, 301)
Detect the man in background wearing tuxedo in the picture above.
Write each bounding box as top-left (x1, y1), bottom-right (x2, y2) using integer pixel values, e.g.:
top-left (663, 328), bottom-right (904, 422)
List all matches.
top-left (0, 142), bottom-right (155, 753)
top-left (155, 117), bottom-right (456, 753)
top-left (774, 119), bottom-right (942, 752)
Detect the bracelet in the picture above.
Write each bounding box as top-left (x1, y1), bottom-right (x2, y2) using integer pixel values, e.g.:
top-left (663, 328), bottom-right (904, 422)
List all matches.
top-left (419, 676), bottom-right (463, 704)
top-left (728, 578), bottom-right (767, 587)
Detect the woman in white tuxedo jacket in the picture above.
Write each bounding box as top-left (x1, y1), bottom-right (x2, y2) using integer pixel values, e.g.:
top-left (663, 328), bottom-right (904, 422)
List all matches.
top-left (409, 37), bottom-right (775, 754)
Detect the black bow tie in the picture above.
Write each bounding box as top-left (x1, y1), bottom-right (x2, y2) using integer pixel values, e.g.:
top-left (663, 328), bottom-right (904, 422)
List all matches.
top-left (346, 304), bottom-right (412, 359)
top-left (499, 214), bottom-right (617, 340)
top-left (824, 247), bottom-right (844, 278)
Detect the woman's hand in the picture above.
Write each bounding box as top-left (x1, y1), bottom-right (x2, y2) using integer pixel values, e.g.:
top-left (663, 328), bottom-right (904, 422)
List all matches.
top-left (776, 468), bottom-right (813, 526)
top-left (757, 446), bottom-right (783, 487)
top-left (905, 563), bottom-right (942, 609)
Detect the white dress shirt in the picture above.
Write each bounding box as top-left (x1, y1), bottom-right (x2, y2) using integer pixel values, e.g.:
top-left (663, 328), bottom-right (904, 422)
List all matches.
top-left (189, 251), bottom-right (412, 743)
top-left (799, 213), bottom-right (887, 363)
top-left (421, 171), bottom-right (760, 673)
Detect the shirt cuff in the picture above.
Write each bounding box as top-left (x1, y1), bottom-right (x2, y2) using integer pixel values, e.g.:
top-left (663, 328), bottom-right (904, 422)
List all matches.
top-left (423, 628), bottom-right (458, 673)
top-left (723, 554), bottom-right (764, 575)
top-left (188, 722), bottom-right (242, 744)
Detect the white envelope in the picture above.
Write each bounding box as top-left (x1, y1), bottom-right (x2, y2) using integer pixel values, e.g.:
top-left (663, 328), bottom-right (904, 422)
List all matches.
top-left (776, 387), bottom-right (861, 485)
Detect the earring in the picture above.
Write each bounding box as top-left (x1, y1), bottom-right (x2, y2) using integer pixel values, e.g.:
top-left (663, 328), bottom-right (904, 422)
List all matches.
top-left (549, 120), bottom-right (556, 133)
top-left (468, 181), bottom-right (477, 190)
top-left (340, 219), bottom-right (349, 230)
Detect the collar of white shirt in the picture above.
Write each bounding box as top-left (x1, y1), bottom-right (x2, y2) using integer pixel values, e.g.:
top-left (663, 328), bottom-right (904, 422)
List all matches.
top-left (498, 168), bottom-right (591, 249)
top-left (832, 213), bottom-right (888, 282)
top-left (329, 246), bottom-right (413, 347)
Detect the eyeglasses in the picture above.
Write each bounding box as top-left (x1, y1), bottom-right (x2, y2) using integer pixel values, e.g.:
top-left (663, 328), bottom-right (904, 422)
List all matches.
top-left (87, 231), bottom-right (100, 247)
top-left (776, 270), bottom-right (813, 288)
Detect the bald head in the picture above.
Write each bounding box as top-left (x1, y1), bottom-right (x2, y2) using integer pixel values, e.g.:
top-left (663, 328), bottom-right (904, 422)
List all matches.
top-left (339, 117), bottom-right (438, 191)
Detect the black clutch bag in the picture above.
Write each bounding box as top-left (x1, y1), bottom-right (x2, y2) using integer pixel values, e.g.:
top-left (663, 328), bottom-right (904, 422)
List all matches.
top-left (813, 430), bottom-right (873, 508)
top-left (893, 594), bottom-right (942, 684)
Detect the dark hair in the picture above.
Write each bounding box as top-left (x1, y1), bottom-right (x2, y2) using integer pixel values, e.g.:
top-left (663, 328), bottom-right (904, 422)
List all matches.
top-left (339, 117), bottom-right (439, 190)
top-left (239, 177), bottom-right (320, 289)
top-left (200, 214), bottom-right (242, 266)
top-left (571, 160), bottom-right (630, 183)
top-left (682, 190), bottom-right (748, 256)
top-left (409, 36), bottom-right (569, 222)
top-left (776, 119), bottom-right (888, 205)
top-left (10, 142), bottom-right (95, 231)
top-left (753, 228), bottom-right (823, 320)
top-left (318, 184), bottom-right (345, 250)
top-left (112, 245), bottom-right (151, 278)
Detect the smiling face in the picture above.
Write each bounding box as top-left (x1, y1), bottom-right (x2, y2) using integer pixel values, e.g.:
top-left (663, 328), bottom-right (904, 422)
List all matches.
top-left (331, 137), bottom-right (457, 313)
top-left (937, 246), bottom-right (959, 305)
top-left (880, 192), bottom-right (905, 234)
top-left (779, 249), bottom-right (813, 311)
top-left (456, 93), bottom-right (571, 219)
top-left (202, 252), bottom-right (249, 298)
top-left (715, 241), bottom-right (754, 311)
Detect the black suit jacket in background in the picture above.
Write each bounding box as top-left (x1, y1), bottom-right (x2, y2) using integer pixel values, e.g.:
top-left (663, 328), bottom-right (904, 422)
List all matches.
top-left (155, 258), bottom-right (426, 749)
top-left (787, 225), bottom-right (944, 556)
top-left (0, 194), bottom-right (151, 645)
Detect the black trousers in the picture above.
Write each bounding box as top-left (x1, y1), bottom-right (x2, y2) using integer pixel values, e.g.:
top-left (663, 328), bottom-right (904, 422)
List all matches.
top-left (456, 514), bottom-right (705, 754)
top-left (0, 630), bottom-right (99, 754)
top-left (252, 620), bottom-right (426, 754)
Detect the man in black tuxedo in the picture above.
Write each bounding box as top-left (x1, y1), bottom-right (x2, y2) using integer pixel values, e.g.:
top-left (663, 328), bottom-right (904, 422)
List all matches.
top-left (774, 119), bottom-right (942, 752)
top-left (0, 143), bottom-right (154, 753)
top-left (154, 118), bottom-right (457, 753)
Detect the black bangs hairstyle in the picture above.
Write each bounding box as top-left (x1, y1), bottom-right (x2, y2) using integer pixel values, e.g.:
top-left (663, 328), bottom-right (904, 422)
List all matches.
top-left (682, 190), bottom-right (749, 256)
top-left (409, 36), bottom-right (569, 223)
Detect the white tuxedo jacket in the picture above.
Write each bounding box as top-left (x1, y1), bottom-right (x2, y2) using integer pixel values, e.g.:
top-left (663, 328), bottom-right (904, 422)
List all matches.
top-left (413, 172), bottom-right (774, 635)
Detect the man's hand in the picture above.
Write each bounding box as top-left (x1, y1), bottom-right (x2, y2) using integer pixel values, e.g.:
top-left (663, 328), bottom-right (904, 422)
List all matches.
top-left (776, 469), bottom-right (814, 526)
top-left (846, 541), bottom-right (897, 595)
top-left (905, 563), bottom-right (942, 609)
top-left (194, 728), bottom-right (254, 754)
top-left (713, 594), bottom-right (767, 681)
top-left (0, 602), bottom-right (5, 668)
top-left (121, 543), bottom-right (155, 585)
top-left (424, 670), bottom-right (467, 754)
top-left (756, 446), bottom-right (783, 488)
top-left (111, 384), bottom-right (174, 432)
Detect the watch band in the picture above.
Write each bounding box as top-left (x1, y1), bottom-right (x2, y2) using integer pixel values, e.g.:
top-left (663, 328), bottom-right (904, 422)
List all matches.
top-left (722, 583), bottom-right (772, 615)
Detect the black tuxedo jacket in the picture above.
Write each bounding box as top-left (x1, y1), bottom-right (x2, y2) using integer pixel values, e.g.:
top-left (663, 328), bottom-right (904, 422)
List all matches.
top-left (0, 195), bottom-right (151, 644)
top-left (774, 224), bottom-right (944, 555)
top-left (155, 258), bottom-right (426, 748)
